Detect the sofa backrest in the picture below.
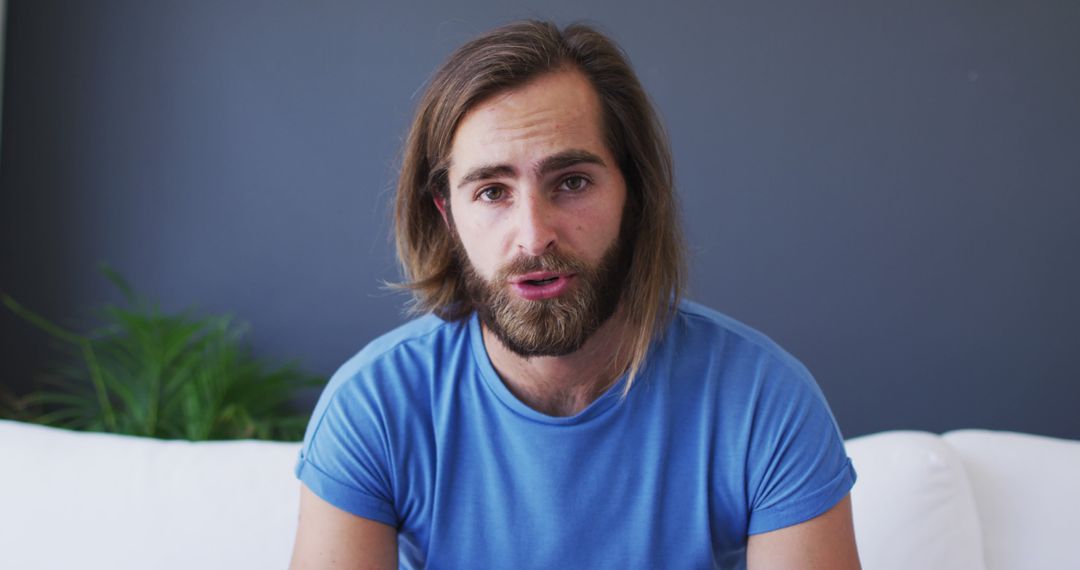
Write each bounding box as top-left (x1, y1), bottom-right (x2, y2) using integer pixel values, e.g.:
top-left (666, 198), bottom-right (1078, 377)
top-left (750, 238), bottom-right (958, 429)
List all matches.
top-left (944, 430), bottom-right (1080, 570)
top-left (846, 429), bottom-right (1080, 570)
top-left (846, 430), bottom-right (987, 570)
top-left (0, 419), bottom-right (302, 570)
top-left (5, 419), bottom-right (1079, 569)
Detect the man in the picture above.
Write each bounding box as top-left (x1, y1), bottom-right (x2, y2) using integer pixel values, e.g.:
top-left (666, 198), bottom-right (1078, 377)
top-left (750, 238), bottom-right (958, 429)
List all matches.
top-left (291, 20), bottom-right (860, 569)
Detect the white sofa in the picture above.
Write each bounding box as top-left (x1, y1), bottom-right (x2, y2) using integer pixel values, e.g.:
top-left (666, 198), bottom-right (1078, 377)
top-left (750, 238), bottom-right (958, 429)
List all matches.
top-left (2, 418), bottom-right (1078, 569)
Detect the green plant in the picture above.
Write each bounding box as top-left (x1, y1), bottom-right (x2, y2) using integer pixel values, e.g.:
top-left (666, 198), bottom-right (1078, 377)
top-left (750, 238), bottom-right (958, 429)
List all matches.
top-left (0, 384), bottom-right (41, 422)
top-left (1, 266), bottom-right (322, 440)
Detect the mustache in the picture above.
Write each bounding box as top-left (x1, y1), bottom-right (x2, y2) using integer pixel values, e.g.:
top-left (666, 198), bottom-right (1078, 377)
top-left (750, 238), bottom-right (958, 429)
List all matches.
top-left (494, 250), bottom-right (589, 282)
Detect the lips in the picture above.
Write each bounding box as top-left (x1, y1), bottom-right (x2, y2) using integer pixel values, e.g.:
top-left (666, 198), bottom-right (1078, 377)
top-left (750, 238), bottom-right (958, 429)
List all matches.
top-left (511, 271), bottom-right (562, 284)
top-left (509, 272), bottom-right (575, 300)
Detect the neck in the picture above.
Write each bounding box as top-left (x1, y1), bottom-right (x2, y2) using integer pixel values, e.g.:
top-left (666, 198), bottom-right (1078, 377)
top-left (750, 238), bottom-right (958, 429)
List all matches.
top-left (481, 305), bottom-right (629, 417)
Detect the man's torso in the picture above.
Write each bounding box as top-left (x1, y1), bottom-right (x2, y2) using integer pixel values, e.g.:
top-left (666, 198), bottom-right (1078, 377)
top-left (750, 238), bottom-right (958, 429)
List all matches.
top-left (296, 300), bottom-right (855, 569)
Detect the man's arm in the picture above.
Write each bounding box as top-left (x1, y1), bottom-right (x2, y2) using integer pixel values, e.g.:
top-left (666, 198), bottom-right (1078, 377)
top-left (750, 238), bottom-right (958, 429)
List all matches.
top-left (746, 494), bottom-right (861, 570)
top-left (289, 484), bottom-right (398, 570)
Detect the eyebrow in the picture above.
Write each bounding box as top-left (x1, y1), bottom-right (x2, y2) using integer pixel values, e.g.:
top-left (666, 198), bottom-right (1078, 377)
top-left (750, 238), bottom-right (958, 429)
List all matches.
top-left (455, 149), bottom-right (607, 190)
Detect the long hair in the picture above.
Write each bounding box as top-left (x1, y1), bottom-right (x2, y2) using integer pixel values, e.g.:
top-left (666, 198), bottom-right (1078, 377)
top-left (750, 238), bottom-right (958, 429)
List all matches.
top-left (393, 20), bottom-right (685, 392)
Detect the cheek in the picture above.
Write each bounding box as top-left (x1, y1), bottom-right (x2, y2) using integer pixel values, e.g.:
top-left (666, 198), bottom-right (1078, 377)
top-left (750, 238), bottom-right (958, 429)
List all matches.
top-left (597, 210), bottom-right (625, 249)
top-left (573, 192), bottom-right (626, 257)
top-left (450, 206), bottom-right (505, 277)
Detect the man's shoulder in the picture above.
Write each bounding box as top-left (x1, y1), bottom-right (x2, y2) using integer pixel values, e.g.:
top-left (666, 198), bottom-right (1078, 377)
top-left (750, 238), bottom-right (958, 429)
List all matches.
top-left (319, 313), bottom-right (469, 402)
top-left (668, 300), bottom-right (836, 439)
top-left (351, 313), bottom-right (460, 367)
top-left (674, 300), bottom-right (805, 367)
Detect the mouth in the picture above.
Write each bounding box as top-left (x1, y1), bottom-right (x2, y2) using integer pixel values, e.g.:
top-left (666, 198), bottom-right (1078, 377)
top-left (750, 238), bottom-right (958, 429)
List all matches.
top-left (509, 272), bottom-right (575, 300)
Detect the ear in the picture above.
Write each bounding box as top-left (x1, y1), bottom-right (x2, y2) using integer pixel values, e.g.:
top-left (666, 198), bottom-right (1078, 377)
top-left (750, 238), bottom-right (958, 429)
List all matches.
top-left (433, 193), bottom-right (451, 228)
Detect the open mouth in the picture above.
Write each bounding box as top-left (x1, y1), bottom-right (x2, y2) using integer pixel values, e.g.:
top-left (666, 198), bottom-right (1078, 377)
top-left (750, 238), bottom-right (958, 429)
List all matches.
top-left (510, 273), bottom-right (575, 300)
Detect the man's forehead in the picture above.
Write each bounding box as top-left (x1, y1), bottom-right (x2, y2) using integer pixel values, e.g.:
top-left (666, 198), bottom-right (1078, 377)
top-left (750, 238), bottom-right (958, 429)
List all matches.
top-left (447, 70), bottom-right (610, 184)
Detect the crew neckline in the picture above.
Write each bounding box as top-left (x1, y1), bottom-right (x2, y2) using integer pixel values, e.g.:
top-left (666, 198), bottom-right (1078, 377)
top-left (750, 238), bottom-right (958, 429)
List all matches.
top-left (467, 312), bottom-right (630, 426)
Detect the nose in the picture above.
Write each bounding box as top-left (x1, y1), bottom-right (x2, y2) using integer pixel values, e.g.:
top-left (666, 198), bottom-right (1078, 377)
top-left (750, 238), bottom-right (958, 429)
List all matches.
top-left (514, 193), bottom-right (557, 257)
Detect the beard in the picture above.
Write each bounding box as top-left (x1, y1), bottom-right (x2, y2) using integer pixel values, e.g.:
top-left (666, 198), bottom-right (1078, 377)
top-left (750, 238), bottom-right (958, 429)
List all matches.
top-left (457, 238), bottom-right (630, 358)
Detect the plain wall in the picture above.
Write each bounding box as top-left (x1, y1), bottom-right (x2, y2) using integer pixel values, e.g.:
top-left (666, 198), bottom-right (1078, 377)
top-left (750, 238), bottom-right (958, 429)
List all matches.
top-left (2, 0), bottom-right (1078, 439)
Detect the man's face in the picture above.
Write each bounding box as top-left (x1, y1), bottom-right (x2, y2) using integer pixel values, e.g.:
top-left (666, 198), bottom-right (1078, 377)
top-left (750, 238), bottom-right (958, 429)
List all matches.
top-left (442, 69), bottom-right (630, 357)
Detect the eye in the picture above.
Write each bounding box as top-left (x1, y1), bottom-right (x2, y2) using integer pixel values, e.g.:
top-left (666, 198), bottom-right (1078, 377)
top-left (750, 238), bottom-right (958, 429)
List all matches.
top-left (477, 186), bottom-right (505, 202)
top-left (558, 175), bottom-right (590, 192)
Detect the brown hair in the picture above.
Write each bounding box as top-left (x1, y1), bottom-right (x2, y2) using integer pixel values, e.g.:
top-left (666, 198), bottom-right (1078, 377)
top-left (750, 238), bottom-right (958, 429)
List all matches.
top-left (393, 20), bottom-right (685, 392)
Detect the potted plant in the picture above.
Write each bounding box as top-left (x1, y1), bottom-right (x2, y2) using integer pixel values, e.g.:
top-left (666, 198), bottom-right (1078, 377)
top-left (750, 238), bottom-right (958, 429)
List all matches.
top-left (1, 265), bottom-right (322, 441)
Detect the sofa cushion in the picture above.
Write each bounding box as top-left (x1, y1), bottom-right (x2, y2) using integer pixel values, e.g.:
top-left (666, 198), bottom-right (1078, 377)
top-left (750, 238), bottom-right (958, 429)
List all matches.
top-left (944, 429), bottom-right (1080, 570)
top-left (846, 430), bottom-right (986, 570)
top-left (0, 419), bottom-right (302, 570)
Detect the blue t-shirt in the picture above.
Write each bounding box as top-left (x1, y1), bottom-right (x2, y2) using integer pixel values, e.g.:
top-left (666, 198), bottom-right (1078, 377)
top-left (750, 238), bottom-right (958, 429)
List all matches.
top-left (295, 300), bottom-right (856, 569)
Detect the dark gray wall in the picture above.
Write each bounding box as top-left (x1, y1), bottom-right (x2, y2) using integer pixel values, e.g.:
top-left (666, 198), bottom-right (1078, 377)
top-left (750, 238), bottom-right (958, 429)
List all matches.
top-left (3, 0), bottom-right (1078, 439)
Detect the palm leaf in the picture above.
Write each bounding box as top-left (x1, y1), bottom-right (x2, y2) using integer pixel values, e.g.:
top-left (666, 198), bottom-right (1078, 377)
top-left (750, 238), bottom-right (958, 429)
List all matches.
top-left (4, 266), bottom-right (324, 440)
